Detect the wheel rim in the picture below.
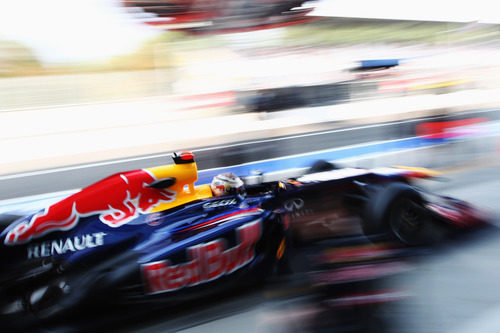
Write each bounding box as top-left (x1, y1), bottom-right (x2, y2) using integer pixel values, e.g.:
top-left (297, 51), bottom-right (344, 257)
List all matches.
top-left (389, 198), bottom-right (427, 245)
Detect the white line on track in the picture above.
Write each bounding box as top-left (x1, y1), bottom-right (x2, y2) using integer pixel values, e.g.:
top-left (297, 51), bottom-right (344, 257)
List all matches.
top-left (0, 110), bottom-right (476, 181)
top-left (194, 136), bottom-right (424, 173)
top-left (1, 109), bottom-right (492, 181)
top-left (0, 141), bottom-right (440, 214)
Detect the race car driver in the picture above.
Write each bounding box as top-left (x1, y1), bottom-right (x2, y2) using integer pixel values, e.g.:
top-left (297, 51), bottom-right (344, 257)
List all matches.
top-left (210, 173), bottom-right (245, 196)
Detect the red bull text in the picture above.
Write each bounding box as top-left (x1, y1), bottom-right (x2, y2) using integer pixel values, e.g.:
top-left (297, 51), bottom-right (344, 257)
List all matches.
top-left (142, 220), bottom-right (261, 294)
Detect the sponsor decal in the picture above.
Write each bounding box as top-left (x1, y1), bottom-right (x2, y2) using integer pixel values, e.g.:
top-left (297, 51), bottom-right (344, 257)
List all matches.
top-left (27, 232), bottom-right (106, 259)
top-left (5, 169), bottom-right (176, 245)
top-left (142, 220), bottom-right (261, 294)
top-left (146, 213), bottom-right (163, 226)
top-left (284, 198), bottom-right (304, 212)
top-left (202, 199), bottom-right (237, 209)
top-left (283, 198), bottom-right (312, 219)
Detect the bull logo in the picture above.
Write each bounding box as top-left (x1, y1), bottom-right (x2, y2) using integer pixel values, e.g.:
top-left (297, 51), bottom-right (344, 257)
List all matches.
top-left (5, 169), bottom-right (176, 245)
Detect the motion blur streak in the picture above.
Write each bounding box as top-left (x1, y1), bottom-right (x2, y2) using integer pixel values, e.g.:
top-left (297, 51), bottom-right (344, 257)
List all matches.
top-left (1, 1), bottom-right (500, 332)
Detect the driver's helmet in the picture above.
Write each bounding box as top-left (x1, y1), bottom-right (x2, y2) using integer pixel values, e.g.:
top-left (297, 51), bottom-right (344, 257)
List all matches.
top-left (210, 173), bottom-right (245, 196)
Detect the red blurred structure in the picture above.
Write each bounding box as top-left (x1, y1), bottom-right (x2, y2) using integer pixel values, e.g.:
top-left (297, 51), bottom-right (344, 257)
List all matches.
top-left (122, 0), bottom-right (318, 33)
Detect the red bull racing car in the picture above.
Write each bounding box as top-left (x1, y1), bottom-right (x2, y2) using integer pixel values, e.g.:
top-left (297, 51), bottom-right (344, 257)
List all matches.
top-left (0, 151), bottom-right (488, 324)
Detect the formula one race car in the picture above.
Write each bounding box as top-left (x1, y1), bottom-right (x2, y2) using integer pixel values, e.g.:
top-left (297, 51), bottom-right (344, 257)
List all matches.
top-left (0, 151), bottom-right (487, 324)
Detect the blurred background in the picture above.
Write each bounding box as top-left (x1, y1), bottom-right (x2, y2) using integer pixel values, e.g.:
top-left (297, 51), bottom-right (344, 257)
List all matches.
top-left (2, 0), bottom-right (500, 172)
top-left (2, 0), bottom-right (500, 108)
top-left (1, 0), bottom-right (500, 332)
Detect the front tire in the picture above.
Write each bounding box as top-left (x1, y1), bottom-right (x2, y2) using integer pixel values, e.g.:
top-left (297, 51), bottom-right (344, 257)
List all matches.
top-left (361, 182), bottom-right (444, 246)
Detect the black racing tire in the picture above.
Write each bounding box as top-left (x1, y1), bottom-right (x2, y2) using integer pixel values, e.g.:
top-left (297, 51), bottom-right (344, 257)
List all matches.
top-left (23, 248), bottom-right (143, 322)
top-left (361, 182), bottom-right (445, 246)
top-left (307, 160), bottom-right (337, 174)
top-left (23, 274), bottom-right (90, 321)
top-left (0, 214), bottom-right (22, 233)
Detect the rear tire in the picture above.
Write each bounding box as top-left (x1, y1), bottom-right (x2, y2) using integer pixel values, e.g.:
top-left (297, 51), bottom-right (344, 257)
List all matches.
top-left (0, 214), bottom-right (22, 233)
top-left (24, 275), bottom-right (86, 321)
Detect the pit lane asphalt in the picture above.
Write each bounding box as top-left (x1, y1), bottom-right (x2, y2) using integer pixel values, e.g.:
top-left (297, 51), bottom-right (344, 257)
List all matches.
top-left (1, 107), bottom-right (499, 201)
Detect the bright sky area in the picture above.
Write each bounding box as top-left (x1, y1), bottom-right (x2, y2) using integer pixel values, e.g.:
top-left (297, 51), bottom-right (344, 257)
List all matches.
top-left (0, 0), bottom-right (158, 63)
top-left (0, 0), bottom-right (499, 64)
top-left (313, 0), bottom-right (500, 23)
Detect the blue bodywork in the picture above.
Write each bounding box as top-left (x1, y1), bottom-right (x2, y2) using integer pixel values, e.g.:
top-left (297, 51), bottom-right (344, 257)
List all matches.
top-left (0, 188), bottom-right (285, 306)
top-left (0, 161), bottom-right (484, 318)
